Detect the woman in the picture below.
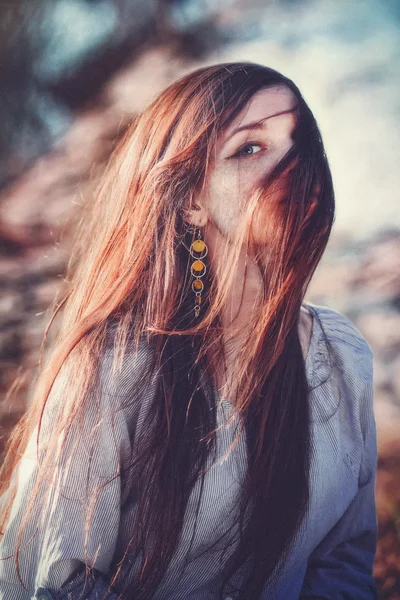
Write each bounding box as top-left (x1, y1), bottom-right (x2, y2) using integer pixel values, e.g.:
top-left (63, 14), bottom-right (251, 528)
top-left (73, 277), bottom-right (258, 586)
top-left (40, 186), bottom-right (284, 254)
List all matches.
top-left (0, 62), bottom-right (378, 600)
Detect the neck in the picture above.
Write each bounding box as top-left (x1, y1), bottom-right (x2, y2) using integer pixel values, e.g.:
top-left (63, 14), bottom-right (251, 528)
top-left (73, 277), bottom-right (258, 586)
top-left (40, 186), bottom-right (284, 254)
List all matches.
top-left (221, 256), bottom-right (262, 343)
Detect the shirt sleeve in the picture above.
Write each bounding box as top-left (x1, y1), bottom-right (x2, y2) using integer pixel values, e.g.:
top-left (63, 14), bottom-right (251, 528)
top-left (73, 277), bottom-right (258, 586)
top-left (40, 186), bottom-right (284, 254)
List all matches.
top-left (0, 344), bottom-right (135, 600)
top-left (34, 566), bottom-right (120, 600)
top-left (300, 349), bottom-right (379, 599)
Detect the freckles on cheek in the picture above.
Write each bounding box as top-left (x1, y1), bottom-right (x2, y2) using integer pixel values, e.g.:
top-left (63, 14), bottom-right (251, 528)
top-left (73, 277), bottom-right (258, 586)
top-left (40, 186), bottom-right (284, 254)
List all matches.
top-left (206, 168), bottom-right (245, 234)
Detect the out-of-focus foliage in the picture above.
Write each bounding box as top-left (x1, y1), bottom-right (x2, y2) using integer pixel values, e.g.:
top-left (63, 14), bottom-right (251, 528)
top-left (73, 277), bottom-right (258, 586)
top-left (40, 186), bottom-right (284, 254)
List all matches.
top-left (0, 0), bottom-right (236, 189)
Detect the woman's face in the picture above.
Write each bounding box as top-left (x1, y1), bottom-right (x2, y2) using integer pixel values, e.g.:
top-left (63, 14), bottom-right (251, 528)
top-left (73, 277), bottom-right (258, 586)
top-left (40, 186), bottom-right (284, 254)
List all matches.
top-left (197, 85), bottom-right (298, 245)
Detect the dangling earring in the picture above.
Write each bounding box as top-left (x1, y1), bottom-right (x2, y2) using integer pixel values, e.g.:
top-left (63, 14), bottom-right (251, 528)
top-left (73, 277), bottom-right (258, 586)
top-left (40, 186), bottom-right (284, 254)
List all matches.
top-left (189, 226), bottom-right (208, 318)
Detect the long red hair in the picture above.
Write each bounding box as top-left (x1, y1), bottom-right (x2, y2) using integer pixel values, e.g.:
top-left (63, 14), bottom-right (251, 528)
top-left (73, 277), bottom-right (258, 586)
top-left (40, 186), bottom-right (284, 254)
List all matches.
top-left (0, 61), bottom-right (334, 599)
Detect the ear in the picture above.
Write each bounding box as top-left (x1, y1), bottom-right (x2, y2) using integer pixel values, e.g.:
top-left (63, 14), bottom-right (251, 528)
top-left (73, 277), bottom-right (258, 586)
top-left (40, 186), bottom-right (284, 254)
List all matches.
top-left (183, 193), bottom-right (208, 228)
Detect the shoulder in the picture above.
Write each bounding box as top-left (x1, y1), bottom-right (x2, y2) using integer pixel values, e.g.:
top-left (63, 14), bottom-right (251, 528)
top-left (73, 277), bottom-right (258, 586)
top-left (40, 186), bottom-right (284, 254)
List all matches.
top-left (96, 322), bottom-right (159, 429)
top-left (307, 302), bottom-right (373, 384)
top-left (306, 304), bottom-right (377, 485)
top-left (101, 321), bottom-right (157, 389)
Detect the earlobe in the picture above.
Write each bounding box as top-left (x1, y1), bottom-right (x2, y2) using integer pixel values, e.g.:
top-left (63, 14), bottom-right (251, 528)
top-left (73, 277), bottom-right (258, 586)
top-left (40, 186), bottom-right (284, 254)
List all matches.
top-left (183, 208), bottom-right (199, 227)
top-left (183, 198), bottom-right (208, 227)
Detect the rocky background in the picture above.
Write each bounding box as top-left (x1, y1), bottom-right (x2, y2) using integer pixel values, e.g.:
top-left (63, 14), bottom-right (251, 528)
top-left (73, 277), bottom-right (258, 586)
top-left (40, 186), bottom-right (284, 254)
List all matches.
top-left (0, 0), bottom-right (399, 597)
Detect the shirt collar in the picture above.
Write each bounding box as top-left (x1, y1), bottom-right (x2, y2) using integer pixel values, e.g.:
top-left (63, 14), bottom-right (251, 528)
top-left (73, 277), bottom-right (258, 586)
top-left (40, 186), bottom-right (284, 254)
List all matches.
top-left (305, 303), bottom-right (338, 421)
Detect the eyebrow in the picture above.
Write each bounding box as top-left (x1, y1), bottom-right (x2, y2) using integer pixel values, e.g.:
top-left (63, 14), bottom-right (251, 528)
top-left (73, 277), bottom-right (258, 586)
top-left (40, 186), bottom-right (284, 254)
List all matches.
top-left (224, 105), bottom-right (299, 144)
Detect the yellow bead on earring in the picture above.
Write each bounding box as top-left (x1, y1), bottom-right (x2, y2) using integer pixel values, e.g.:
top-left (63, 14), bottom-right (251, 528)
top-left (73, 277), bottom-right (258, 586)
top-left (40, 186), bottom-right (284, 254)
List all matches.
top-left (192, 239), bottom-right (206, 253)
top-left (189, 227), bottom-right (207, 318)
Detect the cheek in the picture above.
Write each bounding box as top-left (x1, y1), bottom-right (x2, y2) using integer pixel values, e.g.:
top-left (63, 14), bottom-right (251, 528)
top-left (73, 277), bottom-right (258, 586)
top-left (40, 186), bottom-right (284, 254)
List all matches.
top-left (205, 156), bottom-right (288, 240)
top-left (207, 160), bottom-right (268, 227)
top-left (206, 166), bottom-right (250, 234)
top-left (250, 173), bottom-right (292, 246)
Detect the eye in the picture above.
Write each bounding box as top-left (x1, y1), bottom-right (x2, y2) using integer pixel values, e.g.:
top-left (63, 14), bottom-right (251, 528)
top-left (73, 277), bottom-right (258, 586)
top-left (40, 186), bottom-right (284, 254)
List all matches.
top-left (231, 142), bottom-right (265, 159)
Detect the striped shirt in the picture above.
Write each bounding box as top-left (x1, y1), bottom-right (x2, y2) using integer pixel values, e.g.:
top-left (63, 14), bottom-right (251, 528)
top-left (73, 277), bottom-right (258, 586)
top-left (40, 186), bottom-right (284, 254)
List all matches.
top-left (0, 303), bottom-right (379, 599)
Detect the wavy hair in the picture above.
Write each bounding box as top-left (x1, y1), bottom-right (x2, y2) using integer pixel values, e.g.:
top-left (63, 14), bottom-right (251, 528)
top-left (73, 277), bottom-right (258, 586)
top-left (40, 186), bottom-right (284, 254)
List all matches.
top-left (0, 61), bottom-right (334, 599)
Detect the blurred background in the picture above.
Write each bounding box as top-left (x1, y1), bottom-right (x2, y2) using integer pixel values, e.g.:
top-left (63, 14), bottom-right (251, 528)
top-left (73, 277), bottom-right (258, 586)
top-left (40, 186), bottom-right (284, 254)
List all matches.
top-left (0, 0), bottom-right (399, 596)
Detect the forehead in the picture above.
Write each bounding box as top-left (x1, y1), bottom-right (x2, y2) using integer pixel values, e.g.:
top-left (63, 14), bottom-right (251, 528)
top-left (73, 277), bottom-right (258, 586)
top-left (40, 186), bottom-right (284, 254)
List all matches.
top-left (221, 85), bottom-right (298, 139)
